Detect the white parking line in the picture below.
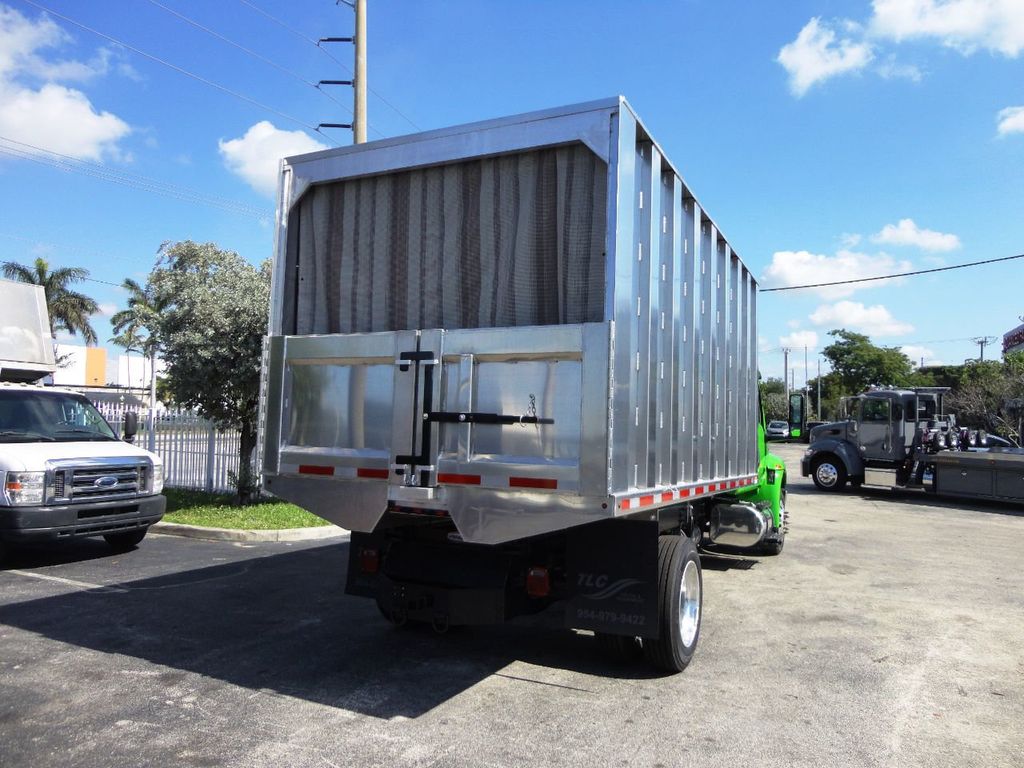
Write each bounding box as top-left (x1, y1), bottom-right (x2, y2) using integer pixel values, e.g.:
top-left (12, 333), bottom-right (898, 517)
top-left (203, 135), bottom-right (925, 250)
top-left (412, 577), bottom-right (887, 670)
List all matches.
top-left (6, 569), bottom-right (128, 593)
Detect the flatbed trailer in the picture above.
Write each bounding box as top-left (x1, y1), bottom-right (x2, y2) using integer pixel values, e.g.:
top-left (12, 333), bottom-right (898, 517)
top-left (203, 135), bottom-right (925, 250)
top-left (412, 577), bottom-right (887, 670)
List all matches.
top-left (259, 98), bottom-right (783, 672)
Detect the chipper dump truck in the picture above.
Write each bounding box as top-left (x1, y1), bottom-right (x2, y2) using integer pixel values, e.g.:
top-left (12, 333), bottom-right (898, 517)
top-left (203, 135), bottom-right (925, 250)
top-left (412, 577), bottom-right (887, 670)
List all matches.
top-left (259, 98), bottom-right (786, 672)
top-left (802, 387), bottom-right (1024, 503)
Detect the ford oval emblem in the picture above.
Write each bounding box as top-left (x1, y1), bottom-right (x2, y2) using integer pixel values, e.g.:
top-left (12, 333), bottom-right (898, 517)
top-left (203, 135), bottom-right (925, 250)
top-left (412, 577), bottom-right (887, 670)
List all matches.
top-left (94, 476), bottom-right (119, 489)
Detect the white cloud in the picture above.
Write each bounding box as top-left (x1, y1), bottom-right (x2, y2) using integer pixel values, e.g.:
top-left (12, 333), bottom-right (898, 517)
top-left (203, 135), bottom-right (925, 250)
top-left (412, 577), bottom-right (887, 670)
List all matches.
top-left (876, 54), bottom-right (924, 80)
top-left (870, 218), bottom-right (961, 251)
top-left (870, 0), bottom-right (1024, 56)
top-left (0, 6), bottom-right (130, 161)
top-left (997, 105), bottom-right (1024, 135)
top-left (777, 18), bottom-right (874, 96)
top-left (762, 249), bottom-right (913, 298)
top-left (780, 330), bottom-right (819, 349)
top-left (96, 302), bottom-right (118, 318)
top-left (219, 121), bottom-right (328, 197)
top-left (810, 301), bottom-right (914, 337)
top-left (901, 344), bottom-right (943, 365)
top-left (0, 82), bottom-right (130, 161)
top-left (778, 2), bottom-right (1024, 94)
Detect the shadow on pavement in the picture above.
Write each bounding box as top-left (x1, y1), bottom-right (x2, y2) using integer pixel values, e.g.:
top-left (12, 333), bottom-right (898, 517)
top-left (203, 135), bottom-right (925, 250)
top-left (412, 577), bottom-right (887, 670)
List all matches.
top-left (787, 480), bottom-right (1024, 517)
top-left (0, 540), bottom-right (665, 720)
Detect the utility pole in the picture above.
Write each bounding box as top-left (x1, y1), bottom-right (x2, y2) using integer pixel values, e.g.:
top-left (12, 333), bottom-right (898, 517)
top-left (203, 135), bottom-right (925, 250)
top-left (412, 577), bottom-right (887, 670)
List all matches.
top-left (816, 356), bottom-right (822, 420)
top-left (971, 336), bottom-right (997, 362)
top-left (317, 0), bottom-right (367, 144)
top-left (354, 0), bottom-right (367, 143)
top-left (804, 345), bottom-right (809, 395)
top-left (782, 348), bottom-right (791, 401)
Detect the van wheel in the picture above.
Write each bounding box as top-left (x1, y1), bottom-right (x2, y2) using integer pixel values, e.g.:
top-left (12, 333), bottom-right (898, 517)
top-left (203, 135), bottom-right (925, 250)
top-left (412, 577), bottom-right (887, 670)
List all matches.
top-left (811, 455), bottom-right (847, 491)
top-left (104, 528), bottom-right (147, 551)
top-left (643, 535), bottom-right (702, 673)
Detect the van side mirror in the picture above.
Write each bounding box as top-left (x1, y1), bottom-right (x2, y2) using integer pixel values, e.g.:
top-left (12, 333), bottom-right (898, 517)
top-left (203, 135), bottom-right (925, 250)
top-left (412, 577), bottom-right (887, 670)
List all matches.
top-left (123, 411), bottom-right (138, 443)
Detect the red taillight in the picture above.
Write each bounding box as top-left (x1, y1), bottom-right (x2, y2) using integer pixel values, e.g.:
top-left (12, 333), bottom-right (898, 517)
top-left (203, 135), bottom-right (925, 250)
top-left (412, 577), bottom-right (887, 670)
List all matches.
top-left (360, 547), bottom-right (380, 574)
top-left (525, 566), bottom-right (550, 598)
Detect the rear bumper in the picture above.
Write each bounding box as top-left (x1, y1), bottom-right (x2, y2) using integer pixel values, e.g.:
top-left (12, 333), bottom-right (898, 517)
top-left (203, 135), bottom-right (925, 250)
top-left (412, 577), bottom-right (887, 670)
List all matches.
top-left (0, 494), bottom-right (165, 543)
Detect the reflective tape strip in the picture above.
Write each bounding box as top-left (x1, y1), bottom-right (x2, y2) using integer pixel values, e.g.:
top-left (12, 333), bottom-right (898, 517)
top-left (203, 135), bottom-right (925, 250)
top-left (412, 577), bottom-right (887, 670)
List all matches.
top-left (298, 465), bottom-right (334, 476)
top-left (509, 477), bottom-right (558, 490)
top-left (357, 468), bottom-right (389, 479)
top-left (616, 474), bottom-right (760, 511)
top-left (437, 473), bottom-right (481, 485)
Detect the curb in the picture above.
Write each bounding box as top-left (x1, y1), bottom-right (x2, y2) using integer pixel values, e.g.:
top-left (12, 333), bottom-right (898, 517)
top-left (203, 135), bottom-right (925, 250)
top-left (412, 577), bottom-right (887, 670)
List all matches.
top-left (152, 521), bottom-right (349, 543)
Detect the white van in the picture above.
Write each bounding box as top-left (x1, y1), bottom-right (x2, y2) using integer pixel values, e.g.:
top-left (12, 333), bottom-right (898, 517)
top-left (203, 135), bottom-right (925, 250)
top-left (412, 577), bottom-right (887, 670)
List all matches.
top-left (0, 279), bottom-right (164, 561)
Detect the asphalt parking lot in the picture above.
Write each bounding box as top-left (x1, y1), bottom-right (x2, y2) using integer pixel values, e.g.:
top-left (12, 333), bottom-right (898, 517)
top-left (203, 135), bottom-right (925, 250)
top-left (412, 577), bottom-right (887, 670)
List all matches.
top-left (1, 442), bottom-right (1022, 768)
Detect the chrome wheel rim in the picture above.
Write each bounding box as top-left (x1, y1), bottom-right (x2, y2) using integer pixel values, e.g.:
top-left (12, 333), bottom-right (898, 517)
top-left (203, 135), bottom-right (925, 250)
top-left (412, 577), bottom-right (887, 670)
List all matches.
top-left (678, 559), bottom-right (701, 647)
top-left (815, 462), bottom-right (839, 488)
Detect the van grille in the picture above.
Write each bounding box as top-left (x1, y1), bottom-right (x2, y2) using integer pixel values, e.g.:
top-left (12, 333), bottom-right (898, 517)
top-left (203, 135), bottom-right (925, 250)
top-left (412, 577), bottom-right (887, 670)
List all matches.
top-left (55, 464), bottom-right (148, 503)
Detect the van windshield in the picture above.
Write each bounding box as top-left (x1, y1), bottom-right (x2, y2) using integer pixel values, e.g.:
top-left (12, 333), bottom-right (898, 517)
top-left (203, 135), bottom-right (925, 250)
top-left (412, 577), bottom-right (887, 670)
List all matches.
top-left (0, 390), bottom-right (118, 442)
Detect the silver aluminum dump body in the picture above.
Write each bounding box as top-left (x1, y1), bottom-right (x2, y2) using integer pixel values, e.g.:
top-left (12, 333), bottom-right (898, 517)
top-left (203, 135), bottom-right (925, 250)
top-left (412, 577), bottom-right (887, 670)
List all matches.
top-left (261, 97), bottom-right (758, 545)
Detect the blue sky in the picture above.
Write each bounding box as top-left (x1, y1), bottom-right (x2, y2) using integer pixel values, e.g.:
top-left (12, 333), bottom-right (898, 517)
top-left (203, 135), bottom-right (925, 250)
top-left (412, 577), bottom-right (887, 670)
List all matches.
top-left (0, 0), bottom-right (1022, 384)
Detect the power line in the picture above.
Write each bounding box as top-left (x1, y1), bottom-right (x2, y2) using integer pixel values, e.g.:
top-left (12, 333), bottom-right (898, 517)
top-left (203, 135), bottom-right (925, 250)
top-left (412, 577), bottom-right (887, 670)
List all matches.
top-left (0, 136), bottom-right (271, 220)
top-left (0, 231), bottom-right (153, 270)
top-left (236, 0), bottom-right (420, 134)
top-left (143, 0), bottom-right (354, 119)
top-left (760, 253), bottom-right (1024, 292)
top-left (19, 0), bottom-right (338, 146)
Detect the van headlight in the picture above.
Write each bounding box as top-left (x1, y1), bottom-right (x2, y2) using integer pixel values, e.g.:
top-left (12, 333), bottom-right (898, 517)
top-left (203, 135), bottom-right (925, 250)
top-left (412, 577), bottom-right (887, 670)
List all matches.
top-left (150, 463), bottom-right (164, 494)
top-left (4, 471), bottom-right (46, 505)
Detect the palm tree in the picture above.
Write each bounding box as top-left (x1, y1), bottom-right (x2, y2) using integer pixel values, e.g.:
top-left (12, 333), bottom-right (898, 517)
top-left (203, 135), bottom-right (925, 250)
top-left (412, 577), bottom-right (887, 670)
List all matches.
top-left (2, 258), bottom-right (99, 345)
top-left (110, 327), bottom-right (144, 388)
top-left (110, 278), bottom-right (166, 359)
top-left (111, 277), bottom-right (169, 451)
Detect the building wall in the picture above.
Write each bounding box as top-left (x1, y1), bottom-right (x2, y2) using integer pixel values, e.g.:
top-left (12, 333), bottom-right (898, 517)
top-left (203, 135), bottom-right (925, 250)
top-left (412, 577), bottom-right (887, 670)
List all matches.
top-left (1004, 323), bottom-right (1024, 356)
top-left (52, 344), bottom-right (107, 386)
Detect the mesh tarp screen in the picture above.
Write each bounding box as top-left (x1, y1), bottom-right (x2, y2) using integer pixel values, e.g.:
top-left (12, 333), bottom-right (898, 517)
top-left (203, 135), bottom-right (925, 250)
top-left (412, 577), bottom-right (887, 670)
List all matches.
top-left (282, 143), bottom-right (607, 334)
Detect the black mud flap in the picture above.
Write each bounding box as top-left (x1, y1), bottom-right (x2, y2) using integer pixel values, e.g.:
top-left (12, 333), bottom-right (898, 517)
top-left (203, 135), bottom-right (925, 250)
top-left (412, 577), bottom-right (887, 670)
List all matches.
top-left (565, 518), bottom-right (660, 639)
top-left (347, 531), bottom-right (511, 626)
top-left (345, 531), bottom-right (383, 598)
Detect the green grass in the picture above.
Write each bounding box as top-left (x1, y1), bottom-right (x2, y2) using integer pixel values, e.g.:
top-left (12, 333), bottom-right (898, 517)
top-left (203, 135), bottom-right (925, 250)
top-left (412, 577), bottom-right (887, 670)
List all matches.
top-left (162, 488), bottom-right (331, 530)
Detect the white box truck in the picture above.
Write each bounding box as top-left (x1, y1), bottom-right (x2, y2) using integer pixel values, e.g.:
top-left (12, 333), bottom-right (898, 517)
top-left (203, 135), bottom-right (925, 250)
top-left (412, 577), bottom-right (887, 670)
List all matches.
top-left (0, 278), bottom-right (165, 562)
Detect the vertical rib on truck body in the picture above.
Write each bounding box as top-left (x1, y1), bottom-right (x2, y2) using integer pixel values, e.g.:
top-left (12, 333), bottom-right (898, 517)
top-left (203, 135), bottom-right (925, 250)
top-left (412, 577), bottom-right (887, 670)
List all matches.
top-left (261, 97), bottom-right (758, 546)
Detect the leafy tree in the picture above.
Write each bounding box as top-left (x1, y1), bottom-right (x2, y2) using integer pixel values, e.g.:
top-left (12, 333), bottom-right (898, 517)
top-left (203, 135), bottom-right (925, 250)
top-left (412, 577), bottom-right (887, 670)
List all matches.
top-left (821, 330), bottom-right (918, 395)
top-left (760, 377), bottom-right (786, 396)
top-left (948, 353), bottom-right (1024, 444)
top-left (2, 257), bottom-right (99, 344)
top-left (148, 241), bottom-right (270, 502)
top-left (762, 392), bottom-right (788, 422)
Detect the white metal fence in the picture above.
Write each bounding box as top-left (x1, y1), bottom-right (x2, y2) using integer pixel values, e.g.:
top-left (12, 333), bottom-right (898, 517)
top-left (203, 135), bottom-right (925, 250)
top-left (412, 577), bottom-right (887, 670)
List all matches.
top-left (97, 403), bottom-right (242, 494)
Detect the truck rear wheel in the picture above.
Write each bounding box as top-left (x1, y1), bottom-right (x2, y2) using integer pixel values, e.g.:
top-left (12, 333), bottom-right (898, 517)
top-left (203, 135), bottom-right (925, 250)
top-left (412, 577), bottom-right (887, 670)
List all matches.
top-left (811, 455), bottom-right (847, 491)
top-left (104, 528), bottom-right (147, 552)
top-left (643, 535), bottom-right (702, 673)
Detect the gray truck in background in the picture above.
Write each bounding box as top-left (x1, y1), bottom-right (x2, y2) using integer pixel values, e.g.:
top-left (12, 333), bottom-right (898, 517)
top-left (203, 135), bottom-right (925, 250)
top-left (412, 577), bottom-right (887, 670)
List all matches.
top-left (802, 387), bottom-right (1024, 502)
